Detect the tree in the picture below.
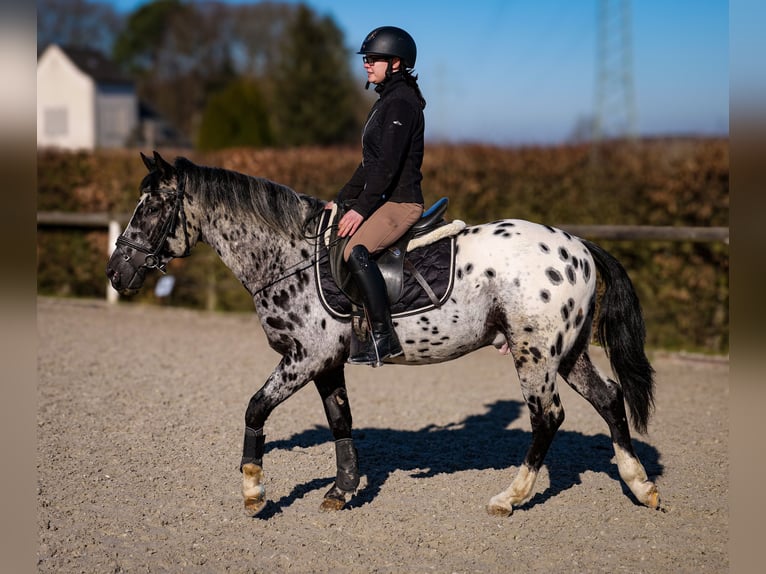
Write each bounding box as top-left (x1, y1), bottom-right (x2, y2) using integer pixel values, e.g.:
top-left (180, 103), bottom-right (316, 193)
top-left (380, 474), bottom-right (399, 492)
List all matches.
top-left (270, 5), bottom-right (360, 146)
top-left (196, 78), bottom-right (274, 150)
top-left (37, 0), bottom-right (123, 54)
top-left (112, 0), bottom-right (237, 142)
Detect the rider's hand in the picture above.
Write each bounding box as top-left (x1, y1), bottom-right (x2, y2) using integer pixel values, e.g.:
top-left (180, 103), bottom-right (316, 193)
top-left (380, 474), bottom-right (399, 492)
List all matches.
top-left (338, 209), bottom-right (364, 237)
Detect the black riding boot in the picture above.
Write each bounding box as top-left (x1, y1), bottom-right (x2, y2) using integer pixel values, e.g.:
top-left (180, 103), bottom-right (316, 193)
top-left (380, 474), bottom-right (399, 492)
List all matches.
top-left (346, 245), bottom-right (403, 366)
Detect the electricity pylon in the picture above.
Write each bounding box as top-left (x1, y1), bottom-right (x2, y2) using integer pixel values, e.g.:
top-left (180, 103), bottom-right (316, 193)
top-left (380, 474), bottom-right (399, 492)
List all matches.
top-left (594, 0), bottom-right (637, 142)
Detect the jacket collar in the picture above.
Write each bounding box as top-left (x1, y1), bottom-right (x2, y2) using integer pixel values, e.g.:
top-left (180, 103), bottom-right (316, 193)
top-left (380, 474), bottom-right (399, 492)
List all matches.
top-left (374, 71), bottom-right (406, 95)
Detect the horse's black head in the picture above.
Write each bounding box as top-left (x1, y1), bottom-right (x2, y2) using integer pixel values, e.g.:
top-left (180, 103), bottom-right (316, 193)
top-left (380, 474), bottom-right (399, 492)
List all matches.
top-left (106, 151), bottom-right (191, 294)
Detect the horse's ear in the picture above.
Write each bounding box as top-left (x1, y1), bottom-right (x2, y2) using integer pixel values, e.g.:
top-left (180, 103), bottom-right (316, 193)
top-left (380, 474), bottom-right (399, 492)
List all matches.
top-left (140, 151), bottom-right (155, 172)
top-left (152, 150), bottom-right (175, 178)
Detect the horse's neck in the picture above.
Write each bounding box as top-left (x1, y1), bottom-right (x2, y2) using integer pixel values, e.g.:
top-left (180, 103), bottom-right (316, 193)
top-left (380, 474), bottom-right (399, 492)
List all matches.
top-left (196, 204), bottom-right (311, 296)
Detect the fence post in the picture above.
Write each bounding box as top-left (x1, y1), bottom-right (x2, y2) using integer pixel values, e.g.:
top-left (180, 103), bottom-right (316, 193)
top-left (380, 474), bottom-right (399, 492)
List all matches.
top-left (107, 219), bottom-right (121, 304)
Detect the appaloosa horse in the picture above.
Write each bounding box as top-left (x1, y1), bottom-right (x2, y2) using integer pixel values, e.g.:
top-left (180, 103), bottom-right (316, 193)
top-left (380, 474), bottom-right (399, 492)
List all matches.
top-left (106, 152), bottom-right (659, 517)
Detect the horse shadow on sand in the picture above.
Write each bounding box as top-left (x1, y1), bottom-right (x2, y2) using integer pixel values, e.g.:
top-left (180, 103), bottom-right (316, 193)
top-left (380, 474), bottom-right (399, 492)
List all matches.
top-left (254, 399), bottom-right (663, 519)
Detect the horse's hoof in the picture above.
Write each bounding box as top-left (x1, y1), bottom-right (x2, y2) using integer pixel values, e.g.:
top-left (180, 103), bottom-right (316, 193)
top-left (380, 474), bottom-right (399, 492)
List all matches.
top-left (320, 497), bottom-right (346, 512)
top-left (645, 485), bottom-right (661, 510)
top-left (242, 463), bottom-right (267, 516)
top-left (244, 496), bottom-right (267, 516)
top-left (486, 504), bottom-right (513, 517)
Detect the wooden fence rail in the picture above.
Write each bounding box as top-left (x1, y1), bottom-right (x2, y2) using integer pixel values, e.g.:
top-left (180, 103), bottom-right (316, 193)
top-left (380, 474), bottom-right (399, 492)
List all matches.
top-left (37, 211), bottom-right (730, 303)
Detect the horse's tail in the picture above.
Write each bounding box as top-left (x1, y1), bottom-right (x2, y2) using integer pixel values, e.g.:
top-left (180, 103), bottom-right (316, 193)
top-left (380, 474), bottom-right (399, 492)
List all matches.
top-left (583, 239), bottom-right (655, 434)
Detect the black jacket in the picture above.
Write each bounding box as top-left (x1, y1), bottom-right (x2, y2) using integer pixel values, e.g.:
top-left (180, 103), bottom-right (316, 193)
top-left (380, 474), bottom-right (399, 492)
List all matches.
top-left (337, 72), bottom-right (425, 218)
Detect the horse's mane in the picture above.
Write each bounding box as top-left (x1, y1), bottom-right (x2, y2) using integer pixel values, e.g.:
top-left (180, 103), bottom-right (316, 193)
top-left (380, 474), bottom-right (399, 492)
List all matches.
top-left (175, 157), bottom-right (324, 238)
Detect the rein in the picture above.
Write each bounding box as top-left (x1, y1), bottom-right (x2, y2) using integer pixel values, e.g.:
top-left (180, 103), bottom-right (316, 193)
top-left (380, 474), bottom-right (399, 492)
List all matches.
top-left (251, 205), bottom-right (338, 297)
top-left (115, 183), bottom-right (191, 273)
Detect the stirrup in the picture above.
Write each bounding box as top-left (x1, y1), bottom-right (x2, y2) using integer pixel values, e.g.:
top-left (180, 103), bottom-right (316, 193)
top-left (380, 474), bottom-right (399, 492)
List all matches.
top-left (348, 332), bottom-right (402, 367)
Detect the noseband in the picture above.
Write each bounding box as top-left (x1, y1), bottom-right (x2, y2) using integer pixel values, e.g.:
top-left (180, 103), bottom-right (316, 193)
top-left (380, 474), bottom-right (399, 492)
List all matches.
top-left (115, 186), bottom-right (191, 273)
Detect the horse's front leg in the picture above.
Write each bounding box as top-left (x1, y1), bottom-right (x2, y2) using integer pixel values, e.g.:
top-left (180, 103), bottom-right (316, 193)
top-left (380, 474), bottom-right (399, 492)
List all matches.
top-left (314, 366), bottom-right (359, 511)
top-left (240, 358), bottom-right (311, 516)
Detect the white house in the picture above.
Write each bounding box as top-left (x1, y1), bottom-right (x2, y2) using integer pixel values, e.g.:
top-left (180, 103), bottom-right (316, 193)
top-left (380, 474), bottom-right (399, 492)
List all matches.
top-left (37, 44), bottom-right (139, 150)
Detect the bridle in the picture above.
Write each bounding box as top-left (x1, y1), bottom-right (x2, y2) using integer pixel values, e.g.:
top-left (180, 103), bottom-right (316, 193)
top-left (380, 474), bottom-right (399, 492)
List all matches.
top-left (115, 184), bottom-right (191, 274)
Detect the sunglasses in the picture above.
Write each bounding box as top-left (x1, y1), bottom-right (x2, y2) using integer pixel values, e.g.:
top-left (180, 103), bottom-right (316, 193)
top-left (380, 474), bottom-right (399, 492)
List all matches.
top-left (362, 55), bottom-right (389, 65)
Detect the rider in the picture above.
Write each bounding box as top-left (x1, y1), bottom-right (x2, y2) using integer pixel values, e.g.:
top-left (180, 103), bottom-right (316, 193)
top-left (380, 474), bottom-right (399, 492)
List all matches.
top-left (331, 25), bottom-right (426, 366)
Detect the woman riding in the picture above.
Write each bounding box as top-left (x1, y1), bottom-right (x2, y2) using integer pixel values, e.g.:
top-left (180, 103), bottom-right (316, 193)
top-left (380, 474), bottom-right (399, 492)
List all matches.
top-left (330, 25), bottom-right (427, 367)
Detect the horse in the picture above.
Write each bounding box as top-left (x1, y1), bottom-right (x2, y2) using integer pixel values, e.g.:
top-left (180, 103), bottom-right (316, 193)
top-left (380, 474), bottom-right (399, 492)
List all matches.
top-left (106, 151), bottom-right (660, 517)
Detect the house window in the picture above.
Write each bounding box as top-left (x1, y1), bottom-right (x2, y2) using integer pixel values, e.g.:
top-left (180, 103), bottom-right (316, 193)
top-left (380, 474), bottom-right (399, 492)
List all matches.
top-left (44, 108), bottom-right (68, 136)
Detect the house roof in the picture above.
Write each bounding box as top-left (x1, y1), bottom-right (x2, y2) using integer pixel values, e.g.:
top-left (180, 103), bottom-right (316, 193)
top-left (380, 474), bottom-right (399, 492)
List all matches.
top-left (49, 44), bottom-right (134, 86)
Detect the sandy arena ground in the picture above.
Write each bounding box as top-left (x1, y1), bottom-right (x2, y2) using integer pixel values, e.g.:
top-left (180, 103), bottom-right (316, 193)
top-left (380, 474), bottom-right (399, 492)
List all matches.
top-left (37, 296), bottom-right (728, 573)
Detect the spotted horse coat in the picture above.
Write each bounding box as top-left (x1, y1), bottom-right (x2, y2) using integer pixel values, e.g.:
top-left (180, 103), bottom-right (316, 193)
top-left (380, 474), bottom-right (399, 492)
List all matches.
top-left (106, 152), bottom-right (659, 518)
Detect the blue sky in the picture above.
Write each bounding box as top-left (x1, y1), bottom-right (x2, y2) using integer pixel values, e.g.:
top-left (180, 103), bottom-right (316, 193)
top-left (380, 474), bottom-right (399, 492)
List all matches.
top-left (98, 0), bottom-right (729, 145)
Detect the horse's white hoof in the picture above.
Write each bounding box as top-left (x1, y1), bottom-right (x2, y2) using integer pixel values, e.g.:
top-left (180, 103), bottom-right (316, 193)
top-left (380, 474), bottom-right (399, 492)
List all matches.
top-left (643, 483), bottom-right (660, 509)
top-left (486, 503), bottom-right (513, 517)
top-left (242, 463), bottom-right (267, 516)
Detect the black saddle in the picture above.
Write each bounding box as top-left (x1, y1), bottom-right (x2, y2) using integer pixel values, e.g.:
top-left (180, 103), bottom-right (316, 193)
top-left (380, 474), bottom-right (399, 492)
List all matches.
top-left (327, 198), bottom-right (450, 308)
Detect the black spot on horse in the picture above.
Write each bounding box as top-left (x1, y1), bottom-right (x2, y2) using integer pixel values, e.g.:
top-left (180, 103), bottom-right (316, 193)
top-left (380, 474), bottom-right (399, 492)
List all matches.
top-left (583, 259), bottom-right (591, 281)
top-left (555, 332), bottom-right (563, 355)
top-left (267, 316), bottom-right (287, 330)
top-left (558, 247), bottom-right (569, 261)
top-left (561, 305), bottom-right (570, 321)
top-left (485, 268), bottom-right (496, 278)
top-left (546, 268), bottom-right (563, 285)
top-left (566, 265), bottom-right (576, 285)
top-left (530, 347), bottom-right (542, 359)
top-left (272, 290), bottom-right (290, 310)
top-left (539, 243), bottom-right (550, 253)
top-left (540, 289), bottom-right (550, 302)
top-left (465, 263), bottom-right (474, 274)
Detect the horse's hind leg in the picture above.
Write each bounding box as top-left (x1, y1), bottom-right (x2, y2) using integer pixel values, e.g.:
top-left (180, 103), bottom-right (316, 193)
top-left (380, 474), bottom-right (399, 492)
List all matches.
top-left (487, 357), bottom-right (564, 516)
top-left (314, 366), bottom-right (360, 511)
top-left (561, 351), bottom-right (660, 509)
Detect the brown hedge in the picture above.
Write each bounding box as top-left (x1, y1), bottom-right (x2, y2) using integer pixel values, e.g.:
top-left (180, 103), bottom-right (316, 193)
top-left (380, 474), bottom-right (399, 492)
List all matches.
top-left (37, 138), bottom-right (728, 353)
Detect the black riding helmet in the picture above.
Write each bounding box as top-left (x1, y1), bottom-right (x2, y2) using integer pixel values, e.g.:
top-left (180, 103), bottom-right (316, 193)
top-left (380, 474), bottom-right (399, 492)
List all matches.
top-left (358, 26), bottom-right (417, 69)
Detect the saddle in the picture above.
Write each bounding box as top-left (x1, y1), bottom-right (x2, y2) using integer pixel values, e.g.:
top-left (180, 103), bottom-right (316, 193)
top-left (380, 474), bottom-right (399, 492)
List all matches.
top-left (313, 199), bottom-right (465, 324)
